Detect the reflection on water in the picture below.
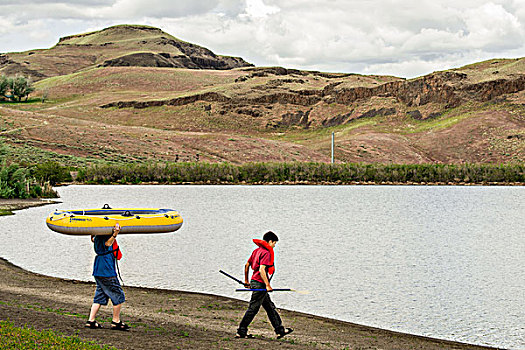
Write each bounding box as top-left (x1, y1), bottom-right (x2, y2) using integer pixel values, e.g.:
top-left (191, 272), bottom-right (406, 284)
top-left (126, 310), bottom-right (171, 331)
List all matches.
top-left (1, 185), bottom-right (524, 349)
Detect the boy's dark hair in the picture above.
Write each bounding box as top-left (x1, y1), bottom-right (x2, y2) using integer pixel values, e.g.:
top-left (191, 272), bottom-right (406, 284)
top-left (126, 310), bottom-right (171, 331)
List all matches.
top-left (263, 231), bottom-right (279, 242)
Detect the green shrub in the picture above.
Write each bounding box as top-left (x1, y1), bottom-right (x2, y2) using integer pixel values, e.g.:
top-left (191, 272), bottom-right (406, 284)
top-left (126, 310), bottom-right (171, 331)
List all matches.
top-left (31, 161), bottom-right (72, 185)
top-left (76, 162), bottom-right (524, 184)
top-left (0, 163), bottom-right (29, 198)
top-left (0, 162), bottom-right (58, 199)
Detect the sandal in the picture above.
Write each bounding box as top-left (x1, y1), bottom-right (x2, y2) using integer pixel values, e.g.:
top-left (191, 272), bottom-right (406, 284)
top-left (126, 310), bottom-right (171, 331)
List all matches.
top-left (111, 320), bottom-right (130, 331)
top-left (85, 320), bottom-right (102, 329)
top-left (276, 327), bottom-right (294, 339)
top-left (235, 333), bottom-right (254, 338)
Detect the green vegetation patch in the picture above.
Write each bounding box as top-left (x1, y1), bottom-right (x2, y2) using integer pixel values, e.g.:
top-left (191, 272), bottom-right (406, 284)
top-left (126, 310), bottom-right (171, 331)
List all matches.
top-left (0, 209), bottom-right (14, 216)
top-left (77, 161), bottom-right (525, 185)
top-left (273, 119), bottom-right (378, 144)
top-left (0, 320), bottom-right (118, 350)
top-left (403, 111), bottom-right (474, 133)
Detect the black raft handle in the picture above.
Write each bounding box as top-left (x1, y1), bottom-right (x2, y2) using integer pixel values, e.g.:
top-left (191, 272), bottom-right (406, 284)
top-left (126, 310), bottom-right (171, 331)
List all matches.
top-left (102, 204), bottom-right (112, 209)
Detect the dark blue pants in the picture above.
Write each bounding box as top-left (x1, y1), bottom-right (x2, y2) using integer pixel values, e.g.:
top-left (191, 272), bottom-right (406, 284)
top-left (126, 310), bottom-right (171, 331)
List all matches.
top-left (238, 280), bottom-right (284, 335)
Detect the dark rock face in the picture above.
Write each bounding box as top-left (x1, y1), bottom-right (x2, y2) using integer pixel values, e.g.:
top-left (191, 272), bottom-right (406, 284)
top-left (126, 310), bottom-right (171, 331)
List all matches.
top-left (268, 110), bottom-right (312, 129)
top-left (464, 76), bottom-right (525, 101)
top-left (102, 53), bottom-right (182, 68)
top-left (357, 108), bottom-right (396, 120)
top-left (242, 66), bottom-right (353, 79)
top-left (235, 108), bottom-right (262, 117)
top-left (407, 110), bottom-right (423, 120)
top-left (321, 108), bottom-right (396, 127)
top-left (329, 72), bottom-right (525, 109)
top-left (101, 46), bottom-right (252, 70)
top-left (0, 54), bottom-right (46, 79)
top-left (101, 91), bottom-right (320, 109)
top-left (0, 55), bottom-right (11, 65)
top-left (322, 111), bottom-right (353, 127)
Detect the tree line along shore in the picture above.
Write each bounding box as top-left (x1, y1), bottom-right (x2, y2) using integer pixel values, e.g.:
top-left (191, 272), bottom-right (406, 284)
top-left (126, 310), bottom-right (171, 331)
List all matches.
top-left (1, 161), bottom-right (523, 201)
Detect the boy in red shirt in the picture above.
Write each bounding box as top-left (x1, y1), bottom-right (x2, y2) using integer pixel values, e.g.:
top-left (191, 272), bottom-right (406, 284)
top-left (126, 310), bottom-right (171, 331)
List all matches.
top-left (236, 231), bottom-right (293, 339)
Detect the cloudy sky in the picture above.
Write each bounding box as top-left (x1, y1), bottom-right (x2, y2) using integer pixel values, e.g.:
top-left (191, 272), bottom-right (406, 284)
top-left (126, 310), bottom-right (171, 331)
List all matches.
top-left (1, 0), bottom-right (525, 77)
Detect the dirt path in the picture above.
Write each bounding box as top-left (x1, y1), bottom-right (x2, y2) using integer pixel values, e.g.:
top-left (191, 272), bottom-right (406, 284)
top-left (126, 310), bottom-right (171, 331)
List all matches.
top-left (0, 258), bottom-right (500, 350)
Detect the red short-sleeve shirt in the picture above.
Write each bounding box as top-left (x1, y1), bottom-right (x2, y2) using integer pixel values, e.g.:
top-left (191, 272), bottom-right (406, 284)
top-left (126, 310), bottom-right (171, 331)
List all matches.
top-left (248, 247), bottom-right (271, 283)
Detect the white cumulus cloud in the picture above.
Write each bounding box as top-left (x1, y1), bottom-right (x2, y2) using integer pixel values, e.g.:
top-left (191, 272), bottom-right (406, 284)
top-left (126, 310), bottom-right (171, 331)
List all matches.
top-left (1, 0), bottom-right (525, 77)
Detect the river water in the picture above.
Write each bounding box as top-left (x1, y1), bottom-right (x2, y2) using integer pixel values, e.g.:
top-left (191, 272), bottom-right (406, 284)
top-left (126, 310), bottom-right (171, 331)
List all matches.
top-left (1, 185), bottom-right (524, 349)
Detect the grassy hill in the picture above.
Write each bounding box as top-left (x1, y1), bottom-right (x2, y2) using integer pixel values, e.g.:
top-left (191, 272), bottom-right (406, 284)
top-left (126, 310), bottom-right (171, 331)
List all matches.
top-left (0, 25), bottom-right (252, 80)
top-left (0, 25), bottom-right (523, 166)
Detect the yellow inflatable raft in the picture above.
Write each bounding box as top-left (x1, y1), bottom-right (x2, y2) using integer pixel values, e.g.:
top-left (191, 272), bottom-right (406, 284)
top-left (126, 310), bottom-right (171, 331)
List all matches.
top-left (46, 205), bottom-right (183, 235)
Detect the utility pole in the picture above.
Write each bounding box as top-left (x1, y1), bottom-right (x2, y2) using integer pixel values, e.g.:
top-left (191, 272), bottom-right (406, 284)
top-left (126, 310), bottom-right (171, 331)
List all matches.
top-left (331, 132), bottom-right (335, 163)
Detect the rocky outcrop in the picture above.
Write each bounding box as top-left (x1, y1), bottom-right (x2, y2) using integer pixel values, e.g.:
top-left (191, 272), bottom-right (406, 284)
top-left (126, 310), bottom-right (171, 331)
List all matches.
top-left (101, 53), bottom-right (188, 68)
top-left (102, 92), bottom-right (231, 109)
top-left (322, 111), bottom-right (353, 127)
top-left (101, 91), bottom-right (321, 109)
top-left (268, 110), bottom-right (312, 129)
top-left (321, 108), bottom-right (396, 127)
top-left (241, 67), bottom-right (353, 79)
top-left (463, 76), bottom-right (525, 101)
top-left (358, 108), bottom-right (396, 119)
top-left (100, 40), bottom-right (252, 70)
top-left (407, 110), bottom-right (423, 120)
top-left (329, 71), bottom-right (525, 109)
top-left (92, 27), bottom-right (253, 70)
top-left (0, 55), bottom-right (12, 65)
top-left (330, 77), bottom-right (461, 108)
top-left (166, 38), bottom-right (252, 70)
top-left (0, 55), bottom-right (47, 79)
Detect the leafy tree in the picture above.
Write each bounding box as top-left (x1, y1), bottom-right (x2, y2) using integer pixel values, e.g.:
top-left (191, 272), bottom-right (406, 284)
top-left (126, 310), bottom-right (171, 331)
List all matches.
top-left (0, 163), bottom-right (29, 198)
top-left (31, 161), bottom-right (72, 185)
top-left (9, 75), bottom-right (35, 102)
top-left (0, 75), bottom-right (9, 100)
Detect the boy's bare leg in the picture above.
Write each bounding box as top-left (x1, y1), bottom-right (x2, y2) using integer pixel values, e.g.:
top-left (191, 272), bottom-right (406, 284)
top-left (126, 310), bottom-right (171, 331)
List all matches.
top-left (112, 303), bottom-right (122, 323)
top-left (88, 303), bottom-right (101, 321)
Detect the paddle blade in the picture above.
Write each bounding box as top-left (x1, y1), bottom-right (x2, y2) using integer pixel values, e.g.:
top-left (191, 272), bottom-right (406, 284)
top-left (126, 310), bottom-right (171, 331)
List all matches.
top-left (290, 289), bottom-right (310, 295)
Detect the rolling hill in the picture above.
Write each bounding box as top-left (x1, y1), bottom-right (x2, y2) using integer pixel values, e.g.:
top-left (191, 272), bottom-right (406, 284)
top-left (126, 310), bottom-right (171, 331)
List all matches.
top-left (0, 25), bottom-right (523, 165)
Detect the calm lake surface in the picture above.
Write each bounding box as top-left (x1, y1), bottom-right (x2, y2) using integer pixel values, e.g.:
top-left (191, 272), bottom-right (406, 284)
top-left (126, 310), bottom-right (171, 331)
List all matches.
top-left (1, 185), bottom-right (524, 349)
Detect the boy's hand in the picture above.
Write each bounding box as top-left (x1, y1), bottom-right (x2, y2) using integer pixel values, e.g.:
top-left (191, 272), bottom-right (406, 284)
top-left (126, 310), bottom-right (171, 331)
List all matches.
top-left (266, 284), bottom-right (273, 292)
top-left (244, 282), bottom-right (250, 288)
top-left (113, 223), bottom-right (121, 236)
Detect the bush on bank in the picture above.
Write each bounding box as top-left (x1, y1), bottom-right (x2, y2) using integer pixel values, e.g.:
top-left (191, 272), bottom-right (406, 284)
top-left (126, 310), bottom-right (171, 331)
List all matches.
top-left (76, 162), bottom-right (524, 184)
top-left (0, 163), bottom-right (59, 199)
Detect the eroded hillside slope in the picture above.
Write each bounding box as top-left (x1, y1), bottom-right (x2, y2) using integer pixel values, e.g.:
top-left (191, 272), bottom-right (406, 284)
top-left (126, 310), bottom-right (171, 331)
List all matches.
top-left (0, 25), bottom-right (523, 165)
